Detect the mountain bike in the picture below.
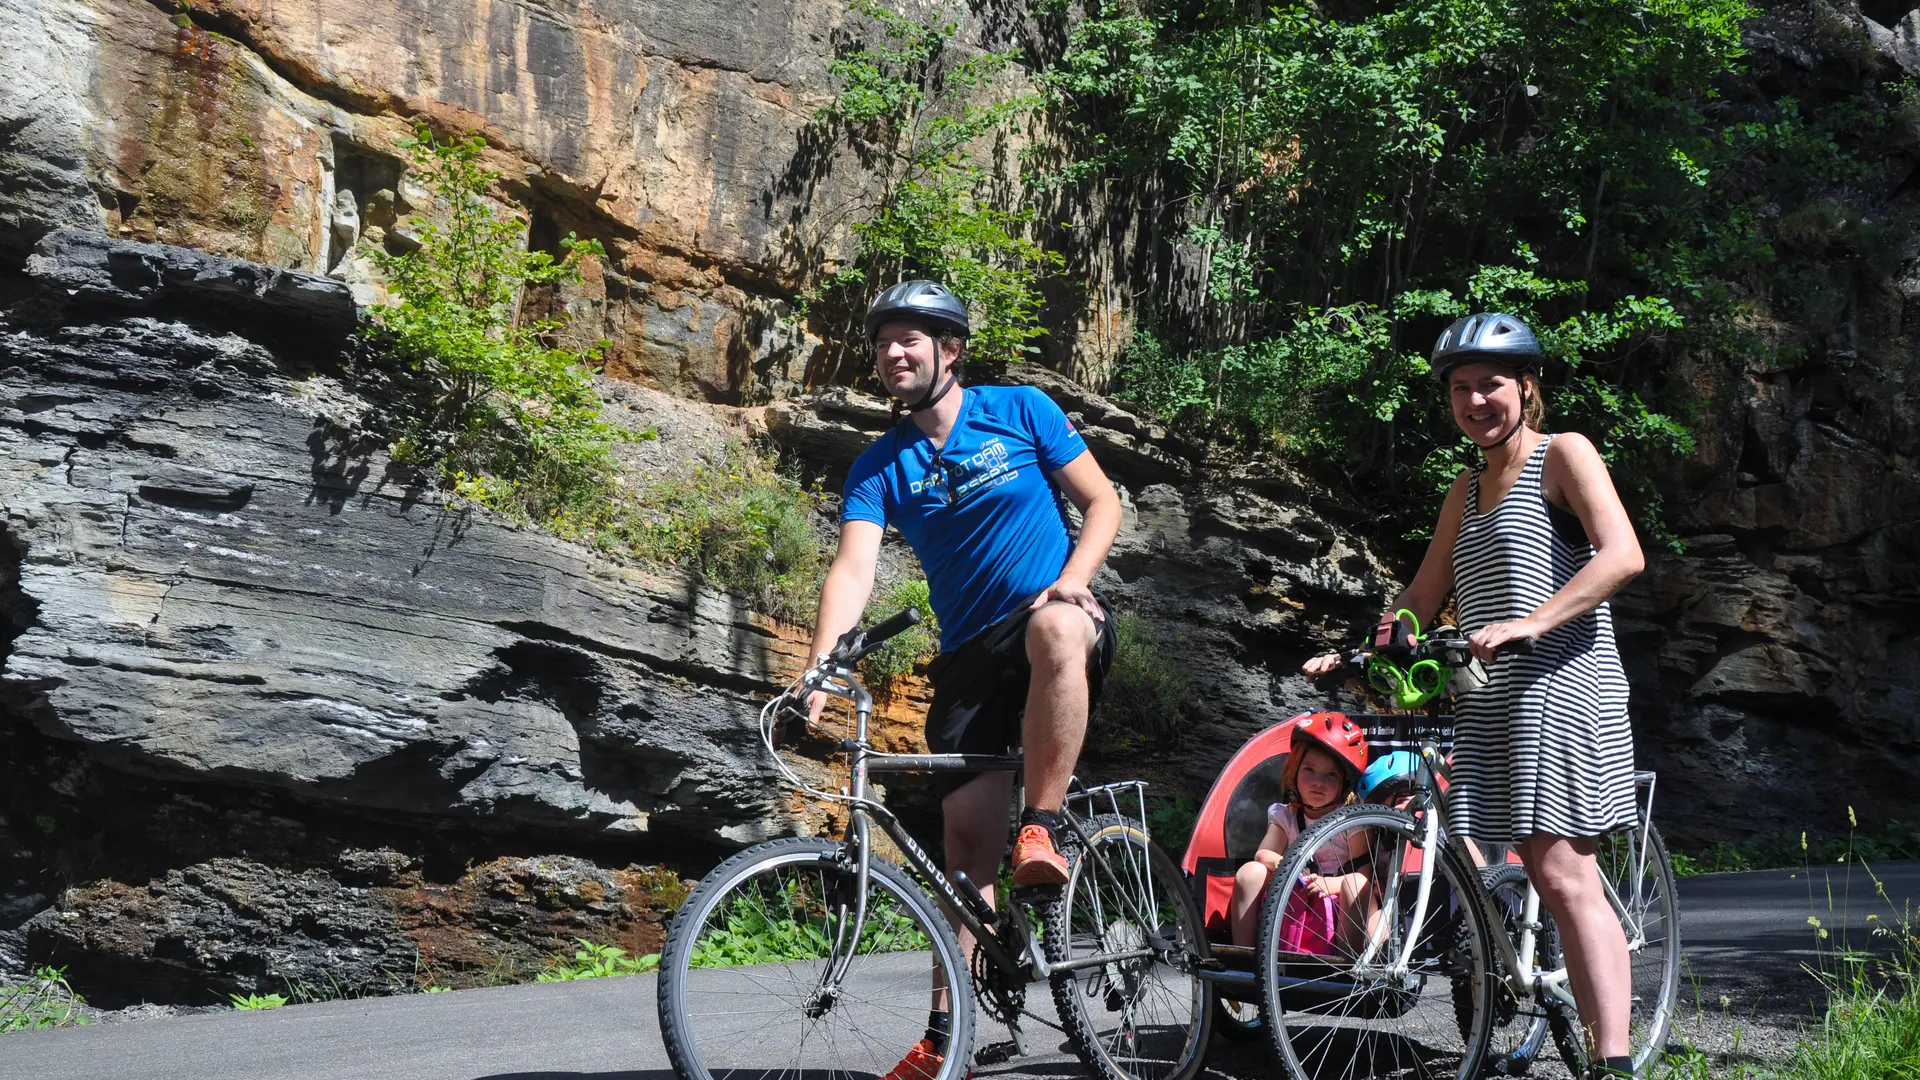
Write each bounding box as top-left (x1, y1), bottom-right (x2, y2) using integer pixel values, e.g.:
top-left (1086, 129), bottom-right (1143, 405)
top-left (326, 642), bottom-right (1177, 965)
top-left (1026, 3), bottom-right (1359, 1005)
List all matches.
top-left (657, 607), bottom-right (1211, 1080)
top-left (1255, 630), bottom-right (1680, 1080)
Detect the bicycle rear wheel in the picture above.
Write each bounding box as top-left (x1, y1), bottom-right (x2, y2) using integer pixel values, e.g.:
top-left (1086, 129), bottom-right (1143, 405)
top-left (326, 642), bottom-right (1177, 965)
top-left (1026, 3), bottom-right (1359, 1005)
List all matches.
top-left (1257, 804), bottom-right (1497, 1080)
top-left (659, 837), bottom-right (974, 1080)
top-left (1045, 814), bottom-right (1212, 1080)
top-left (1548, 822), bottom-right (1681, 1078)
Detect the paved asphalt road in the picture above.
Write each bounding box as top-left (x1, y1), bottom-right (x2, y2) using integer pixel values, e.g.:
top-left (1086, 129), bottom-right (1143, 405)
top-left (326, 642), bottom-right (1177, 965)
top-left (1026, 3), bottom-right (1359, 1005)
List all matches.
top-left (9, 860), bottom-right (1915, 1080)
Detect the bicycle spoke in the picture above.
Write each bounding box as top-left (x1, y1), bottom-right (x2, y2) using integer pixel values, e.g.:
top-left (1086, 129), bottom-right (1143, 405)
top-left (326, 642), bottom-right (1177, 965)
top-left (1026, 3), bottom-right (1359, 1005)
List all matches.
top-left (1262, 806), bottom-right (1494, 1080)
top-left (661, 842), bottom-right (970, 1080)
top-left (1047, 816), bottom-right (1206, 1080)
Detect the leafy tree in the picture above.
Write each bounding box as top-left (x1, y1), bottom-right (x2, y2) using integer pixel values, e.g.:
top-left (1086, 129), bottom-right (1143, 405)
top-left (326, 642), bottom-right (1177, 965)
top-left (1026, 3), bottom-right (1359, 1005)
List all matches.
top-left (804, 1), bottom-right (1062, 377)
top-left (369, 126), bottom-right (624, 528)
top-left (1042, 0), bottom-right (1776, 542)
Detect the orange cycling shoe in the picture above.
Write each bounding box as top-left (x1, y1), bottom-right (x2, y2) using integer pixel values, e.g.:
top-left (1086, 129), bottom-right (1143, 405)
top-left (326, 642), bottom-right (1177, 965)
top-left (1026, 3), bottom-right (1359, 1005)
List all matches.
top-left (882, 1038), bottom-right (966, 1080)
top-left (1010, 823), bottom-right (1069, 886)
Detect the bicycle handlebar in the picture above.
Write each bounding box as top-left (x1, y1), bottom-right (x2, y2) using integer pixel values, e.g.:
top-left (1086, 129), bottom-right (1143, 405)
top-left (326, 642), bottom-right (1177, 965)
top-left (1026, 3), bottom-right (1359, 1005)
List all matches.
top-left (850, 606), bottom-right (923, 663)
top-left (1312, 632), bottom-right (1534, 694)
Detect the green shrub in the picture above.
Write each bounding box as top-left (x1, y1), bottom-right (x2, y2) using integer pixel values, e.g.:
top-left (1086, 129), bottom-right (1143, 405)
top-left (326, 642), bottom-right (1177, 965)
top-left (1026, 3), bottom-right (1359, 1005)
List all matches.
top-left (1097, 613), bottom-right (1191, 749)
top-left (534, 939), bottom-right (660, 982)
top-left (229, 992), bottom-right (288, 1011)
top-left (620, 441), bottom-right (827, 621)
top-left (0, 966), bottom-right (92, 1031)
top-left (689, 888), bottom-right (930, 969)
top-left (1669, 818), bottom-right (1920, 876)
top-left (860, 577), bottom-right (940, 693)
top-left (1042, 0), bottom-right (1816, 545)
top-left (368, 124), bottom-right (626, 529)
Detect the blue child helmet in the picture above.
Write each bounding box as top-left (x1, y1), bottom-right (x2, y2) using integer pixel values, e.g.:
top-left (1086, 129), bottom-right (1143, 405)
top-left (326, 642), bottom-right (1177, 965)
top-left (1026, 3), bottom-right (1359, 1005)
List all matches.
top-left (1359, 751), bottom-right (1425, 804)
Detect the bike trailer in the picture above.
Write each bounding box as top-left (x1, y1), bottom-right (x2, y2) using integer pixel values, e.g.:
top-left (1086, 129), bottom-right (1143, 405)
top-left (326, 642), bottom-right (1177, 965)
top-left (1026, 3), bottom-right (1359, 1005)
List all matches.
top-left (1179, 711), bottom-right (1512, 939)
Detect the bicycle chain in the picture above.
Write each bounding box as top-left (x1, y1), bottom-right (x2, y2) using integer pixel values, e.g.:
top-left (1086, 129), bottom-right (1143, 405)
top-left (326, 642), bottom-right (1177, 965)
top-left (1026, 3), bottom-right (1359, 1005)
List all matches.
top-left (969, 925), bottom-right (1027, 1024)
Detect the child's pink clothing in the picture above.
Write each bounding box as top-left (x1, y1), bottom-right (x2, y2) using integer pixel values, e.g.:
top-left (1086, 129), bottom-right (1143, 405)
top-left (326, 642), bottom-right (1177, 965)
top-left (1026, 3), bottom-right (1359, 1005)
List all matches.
top-left (1265, 802), bottom-right (1350, 876)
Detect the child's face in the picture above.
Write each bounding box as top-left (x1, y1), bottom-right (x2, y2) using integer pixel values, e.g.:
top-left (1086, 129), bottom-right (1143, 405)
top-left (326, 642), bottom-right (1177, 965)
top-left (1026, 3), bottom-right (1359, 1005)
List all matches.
top-left (1295, 745), bottom-right (1346, 811)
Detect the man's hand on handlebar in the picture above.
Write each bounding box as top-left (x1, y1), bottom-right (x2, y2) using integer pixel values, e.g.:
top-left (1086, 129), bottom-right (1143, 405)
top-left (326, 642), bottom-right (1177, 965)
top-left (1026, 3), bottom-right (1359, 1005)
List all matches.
top-left (1467, 619), bottom-right (1541, 663)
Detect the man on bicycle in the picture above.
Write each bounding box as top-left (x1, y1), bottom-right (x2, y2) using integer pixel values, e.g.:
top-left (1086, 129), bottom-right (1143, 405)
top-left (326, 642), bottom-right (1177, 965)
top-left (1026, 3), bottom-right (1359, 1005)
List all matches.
top-left (805, 279), bottom-right (1122, 1078)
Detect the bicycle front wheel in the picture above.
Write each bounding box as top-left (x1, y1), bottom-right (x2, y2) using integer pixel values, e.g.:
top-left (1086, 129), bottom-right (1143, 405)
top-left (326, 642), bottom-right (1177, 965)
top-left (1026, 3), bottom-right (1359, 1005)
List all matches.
top-left (1257, 804), bottom-right (1498, 1080)
top-left (1045, 814), bottom-right (1212, 1080)
top-left (1549, 822), bottom-right (1682, 1078)
top-left (659, 837), bottom-right (975, 1080)
top-left (1477, 864), bottom-right (1553, 1076)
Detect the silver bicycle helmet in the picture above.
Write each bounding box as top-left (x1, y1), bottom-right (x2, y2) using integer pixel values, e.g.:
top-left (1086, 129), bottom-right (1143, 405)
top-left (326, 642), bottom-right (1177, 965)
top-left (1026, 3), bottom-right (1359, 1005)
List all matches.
top-left (1430, 312), bottom-right (1543, 384)
top-left (864, 280), bottom-right (971, 341)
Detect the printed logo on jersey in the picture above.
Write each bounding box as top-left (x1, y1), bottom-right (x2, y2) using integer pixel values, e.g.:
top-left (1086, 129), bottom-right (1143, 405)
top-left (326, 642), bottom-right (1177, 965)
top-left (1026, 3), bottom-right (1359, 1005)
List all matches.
top-left (905, 438), bottom-right (1019, 503)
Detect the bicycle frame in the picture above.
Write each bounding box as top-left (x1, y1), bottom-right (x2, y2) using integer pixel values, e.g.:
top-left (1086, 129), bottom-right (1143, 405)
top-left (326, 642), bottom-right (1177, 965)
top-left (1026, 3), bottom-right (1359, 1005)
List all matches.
top-left (1352, 738), bottom-right (1659, 1017)
top-left (800, 659), bottom-right (1170, 996)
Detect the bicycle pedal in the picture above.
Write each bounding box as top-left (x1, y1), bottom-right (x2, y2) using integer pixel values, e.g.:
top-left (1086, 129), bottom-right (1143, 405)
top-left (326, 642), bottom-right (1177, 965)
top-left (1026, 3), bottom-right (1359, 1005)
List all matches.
top-left (974, 1040), bottom-right (1020, 1066)
top-left (1009, 884), bottom-right (1061, 907)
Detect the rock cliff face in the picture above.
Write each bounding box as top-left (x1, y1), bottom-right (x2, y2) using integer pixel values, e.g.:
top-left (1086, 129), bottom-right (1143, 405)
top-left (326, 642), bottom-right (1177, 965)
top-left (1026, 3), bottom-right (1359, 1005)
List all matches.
top-left (0, 232), bottom-right (803, 999)
top-left (6, 0), bottom-right (1920, 1005)
top-left (0, 231), bottom-right (1393, 1001)
top-left (2, 0), bottom-right (900, 400)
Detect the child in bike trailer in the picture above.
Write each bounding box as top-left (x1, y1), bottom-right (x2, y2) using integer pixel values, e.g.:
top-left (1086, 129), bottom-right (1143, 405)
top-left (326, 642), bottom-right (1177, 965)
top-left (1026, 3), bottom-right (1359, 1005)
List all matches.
top-left (1228, 713), bottom-right (1372, 950)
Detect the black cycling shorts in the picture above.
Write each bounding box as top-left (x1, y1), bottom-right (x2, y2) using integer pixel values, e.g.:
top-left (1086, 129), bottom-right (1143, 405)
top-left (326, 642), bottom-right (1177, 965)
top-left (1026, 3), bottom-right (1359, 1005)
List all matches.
top-left (922, 594), bottom-right (1119, 800)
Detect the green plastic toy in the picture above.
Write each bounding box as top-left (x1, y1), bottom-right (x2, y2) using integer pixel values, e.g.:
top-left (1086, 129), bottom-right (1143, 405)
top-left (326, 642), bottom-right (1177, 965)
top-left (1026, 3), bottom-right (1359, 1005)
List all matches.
top-left (1366, 609), bottom-right (1447, 709)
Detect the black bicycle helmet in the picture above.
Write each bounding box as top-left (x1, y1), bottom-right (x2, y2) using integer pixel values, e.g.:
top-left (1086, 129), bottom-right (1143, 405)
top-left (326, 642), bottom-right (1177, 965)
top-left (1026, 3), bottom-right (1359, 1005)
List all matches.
top-left (865, 280), bottom-right (971, 342)
top-left (1430, 312), bottom-right (1543, 384)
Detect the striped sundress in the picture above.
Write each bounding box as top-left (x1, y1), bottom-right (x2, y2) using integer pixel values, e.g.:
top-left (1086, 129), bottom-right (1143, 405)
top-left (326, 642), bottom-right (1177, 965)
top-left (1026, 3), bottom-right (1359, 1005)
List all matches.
top-left (1448, 435), bottom-right (1637, 843)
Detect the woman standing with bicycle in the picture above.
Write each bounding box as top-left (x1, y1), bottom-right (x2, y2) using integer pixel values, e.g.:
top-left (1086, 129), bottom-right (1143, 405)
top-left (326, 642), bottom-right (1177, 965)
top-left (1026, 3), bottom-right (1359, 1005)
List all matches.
top-left (1304, 313), bottom-right (1646, 1080)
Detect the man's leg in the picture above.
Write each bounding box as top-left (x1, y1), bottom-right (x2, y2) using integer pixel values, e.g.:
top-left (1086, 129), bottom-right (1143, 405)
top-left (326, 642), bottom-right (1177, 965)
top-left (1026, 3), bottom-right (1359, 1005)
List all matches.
top-left (1020, 600), bottom-right (1099, 813)
top-left (938, 770), bottom-right (1017, 1008)
top-left (1010, 601), bottom-right (1099, 885)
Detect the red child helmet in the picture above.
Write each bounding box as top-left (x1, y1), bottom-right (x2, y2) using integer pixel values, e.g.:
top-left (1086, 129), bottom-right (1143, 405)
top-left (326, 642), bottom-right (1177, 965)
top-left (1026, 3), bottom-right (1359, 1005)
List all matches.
top-left (1280, 711), bottom-right (1368, 807)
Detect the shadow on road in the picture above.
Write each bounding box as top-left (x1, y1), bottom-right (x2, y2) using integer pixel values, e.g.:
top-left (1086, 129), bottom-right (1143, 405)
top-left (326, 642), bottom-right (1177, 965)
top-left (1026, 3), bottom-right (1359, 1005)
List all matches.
top-left (480, 1073), bottom-right (677, 1080)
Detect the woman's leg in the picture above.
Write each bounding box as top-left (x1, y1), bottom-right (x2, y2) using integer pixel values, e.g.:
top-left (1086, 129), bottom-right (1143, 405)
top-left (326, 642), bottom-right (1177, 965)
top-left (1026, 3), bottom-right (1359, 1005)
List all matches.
top-left (1229, 861), bottom-right (1270, 947)
top-left (1519, 832), bottom-right (1630, 1058)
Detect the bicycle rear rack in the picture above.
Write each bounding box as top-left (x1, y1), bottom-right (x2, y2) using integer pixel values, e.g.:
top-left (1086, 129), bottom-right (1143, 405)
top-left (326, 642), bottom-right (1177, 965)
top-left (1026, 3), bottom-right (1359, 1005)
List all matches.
top-left (1067, 778), bottom-right (1152, 844)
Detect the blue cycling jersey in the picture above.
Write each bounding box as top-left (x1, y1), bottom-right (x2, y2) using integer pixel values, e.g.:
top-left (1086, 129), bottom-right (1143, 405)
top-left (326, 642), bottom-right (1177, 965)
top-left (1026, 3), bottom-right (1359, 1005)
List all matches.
top-left (842, 386), bottom-right (1089, 651)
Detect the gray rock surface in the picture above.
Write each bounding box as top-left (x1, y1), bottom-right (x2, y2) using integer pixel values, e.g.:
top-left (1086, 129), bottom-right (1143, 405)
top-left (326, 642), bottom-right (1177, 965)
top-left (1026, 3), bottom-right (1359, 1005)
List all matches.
top-left (0, 233), bottom-right (810, 851)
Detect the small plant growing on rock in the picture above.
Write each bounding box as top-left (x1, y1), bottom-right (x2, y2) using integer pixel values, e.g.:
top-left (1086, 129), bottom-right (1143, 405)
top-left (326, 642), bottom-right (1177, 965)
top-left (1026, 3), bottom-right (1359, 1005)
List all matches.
top-left (229, 991), bottom-right (289, 1011)
top-left (1096, 613), bottom-right (1192, 751)
top-left (860, 577), bottom-right (939, 693)
top-left (800, 0), bottom-right (1060, 379)
top-left (618, 441), bottom-right (828, 622)
top-left (535, 939), bottom-right (660, 981)
top-left (369, 124), bottom-right (625, 530)
top-left (0, 966), bottom-right (92, 1031)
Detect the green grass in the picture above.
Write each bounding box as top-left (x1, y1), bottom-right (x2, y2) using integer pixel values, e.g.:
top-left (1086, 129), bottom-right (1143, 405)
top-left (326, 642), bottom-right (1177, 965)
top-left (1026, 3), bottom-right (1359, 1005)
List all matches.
top-left (1670, 820), bottom-right (1920, 877)
top-left (611, 440), bottom-right (827, 622)
top-left (1096, 613), bottom-right (1191, 750)
top-left (689, 889), bottom-right (930, 969)
top-left (0, 966), bottom-right (92, 1031)
top-left (535, 939), bottom-right (660, 982)
top-left (1657, 811), bottom-right (1920, 1080)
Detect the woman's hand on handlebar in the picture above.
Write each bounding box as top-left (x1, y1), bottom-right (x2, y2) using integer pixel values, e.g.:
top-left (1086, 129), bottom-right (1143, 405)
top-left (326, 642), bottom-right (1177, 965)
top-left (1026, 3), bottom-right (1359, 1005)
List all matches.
top-left (1301, 651), bottom-right (1345, 678)
top-left (1468, 618), bottom-right (1541, 662)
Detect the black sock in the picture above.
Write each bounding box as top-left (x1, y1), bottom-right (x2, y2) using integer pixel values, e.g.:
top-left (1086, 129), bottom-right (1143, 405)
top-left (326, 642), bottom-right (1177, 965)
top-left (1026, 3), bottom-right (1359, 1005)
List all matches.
top-left (925, 1009), bottom-right (950, 1053)
top-left (1020, 807), bottom-right (1062, 842)
top-left (1593, 1056), bottom-right (1634, 1079)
